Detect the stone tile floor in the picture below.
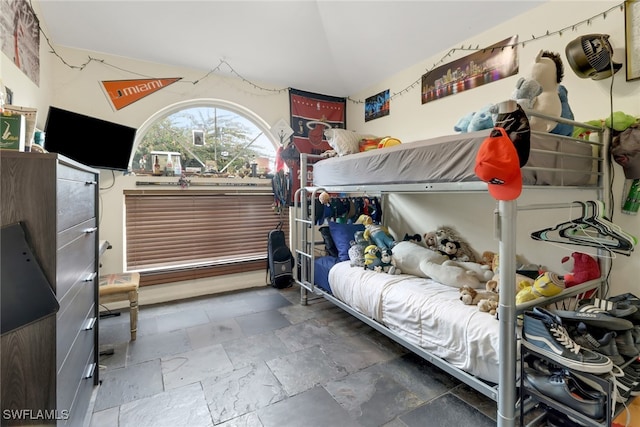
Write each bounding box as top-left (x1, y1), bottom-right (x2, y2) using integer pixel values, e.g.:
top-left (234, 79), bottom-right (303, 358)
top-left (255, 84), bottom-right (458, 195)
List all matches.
top-left (89, 285), bottom-right (502, 427)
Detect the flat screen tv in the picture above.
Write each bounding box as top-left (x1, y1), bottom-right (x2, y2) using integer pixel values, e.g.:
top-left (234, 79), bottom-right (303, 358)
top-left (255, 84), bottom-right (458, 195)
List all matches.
top-left (44, 106), bottom-right (137, 171)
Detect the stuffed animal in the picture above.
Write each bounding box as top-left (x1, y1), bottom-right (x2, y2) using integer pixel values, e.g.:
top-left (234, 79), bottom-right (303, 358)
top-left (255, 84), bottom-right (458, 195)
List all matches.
top-left (550, 84), bottom-right (574, 136)
top-left (561, 252), bottom-right (600, 287)
top-left (423, 231), bottom-right (439, 251)
top-left (348, 231), bottom-right (368, 268)
top-left (432, 226), bottom-right (478, 263)
top-left (364, 245), bottom-right (400, 274)
top-left (478, 299), bottom-right (499, 316)
top-left (467, 104), bottom-right (496, 132)
top-left (529, 50), bottom-right (562, 132)
top-left (511, 77), bottom-right (542, 110)
top-left (459, 285), bottom-right (499, 306)
top-left (515, 272), bottom-right (565, 305)
top-left (454, 105), bottom-right (496, 133)
top-left (403, 233), bottom-right (422, 243)
top-left (356, 214), bottom-right (396, 250)
top-left (391, 241), bottom-right (491, 288)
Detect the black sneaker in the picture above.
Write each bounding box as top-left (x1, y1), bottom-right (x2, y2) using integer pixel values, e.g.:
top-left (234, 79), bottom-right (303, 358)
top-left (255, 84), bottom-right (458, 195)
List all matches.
top-left (522, 308), bottom-right (613, 374)
top-left (570, 322), bottom-right (625, 366)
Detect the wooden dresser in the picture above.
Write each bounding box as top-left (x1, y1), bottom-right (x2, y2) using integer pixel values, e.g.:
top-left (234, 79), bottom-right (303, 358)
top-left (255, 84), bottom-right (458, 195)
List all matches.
top-left (1, 151), bottom-right (100, 426)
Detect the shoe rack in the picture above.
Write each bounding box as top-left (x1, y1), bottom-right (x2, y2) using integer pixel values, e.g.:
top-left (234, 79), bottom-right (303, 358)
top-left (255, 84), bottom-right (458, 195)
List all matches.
top-left (520, 345), bottom-right (616, 427)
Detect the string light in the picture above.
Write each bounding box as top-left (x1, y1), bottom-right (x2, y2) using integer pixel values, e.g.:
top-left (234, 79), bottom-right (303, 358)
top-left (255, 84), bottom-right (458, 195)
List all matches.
top-left (33, 0), bottom-right (623, 105)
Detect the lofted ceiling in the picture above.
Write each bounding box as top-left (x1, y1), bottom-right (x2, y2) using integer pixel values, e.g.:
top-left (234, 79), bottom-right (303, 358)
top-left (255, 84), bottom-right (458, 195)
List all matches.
top-left (37, 0), bottom-right (545, 97)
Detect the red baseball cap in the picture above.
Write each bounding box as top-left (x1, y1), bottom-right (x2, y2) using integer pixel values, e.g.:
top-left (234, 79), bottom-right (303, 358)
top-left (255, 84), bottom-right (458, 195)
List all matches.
top-left (475, 127), bottom-right (522, 201)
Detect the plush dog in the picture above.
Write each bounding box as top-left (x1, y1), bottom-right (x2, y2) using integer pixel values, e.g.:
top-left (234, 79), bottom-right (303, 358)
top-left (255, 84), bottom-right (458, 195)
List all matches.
top-left (459, 285), bottom-right (499, 305)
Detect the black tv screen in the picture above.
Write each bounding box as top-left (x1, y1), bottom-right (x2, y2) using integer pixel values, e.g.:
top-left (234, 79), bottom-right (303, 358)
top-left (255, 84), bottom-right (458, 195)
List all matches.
top-left (44, 106), bottom-right (137, 171)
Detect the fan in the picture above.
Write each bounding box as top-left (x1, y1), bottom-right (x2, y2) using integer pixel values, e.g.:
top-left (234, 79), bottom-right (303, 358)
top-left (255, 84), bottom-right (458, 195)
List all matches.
top-left (565, 34), bottom-right (622, 80)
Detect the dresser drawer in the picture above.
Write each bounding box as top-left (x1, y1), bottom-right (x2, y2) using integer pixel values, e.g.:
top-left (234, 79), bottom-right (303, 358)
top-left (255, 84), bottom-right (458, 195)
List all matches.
top-left (56, 172), bottom-right (97, 233)
top-left (57, 223), bottom-right (96, 300)
top-left (57, 324), bottom-right (95, 421)
top-left (57, 293), bottom-right (95, 371)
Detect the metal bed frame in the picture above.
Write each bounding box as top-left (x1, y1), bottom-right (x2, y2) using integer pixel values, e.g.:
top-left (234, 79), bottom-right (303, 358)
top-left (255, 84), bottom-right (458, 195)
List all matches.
top-left (291, 114), bottom-right (606, 427)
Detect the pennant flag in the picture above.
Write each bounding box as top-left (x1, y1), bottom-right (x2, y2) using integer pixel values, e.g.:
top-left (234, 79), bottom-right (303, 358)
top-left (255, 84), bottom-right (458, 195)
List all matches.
top-left (101, 78), bottom-right (182, 110)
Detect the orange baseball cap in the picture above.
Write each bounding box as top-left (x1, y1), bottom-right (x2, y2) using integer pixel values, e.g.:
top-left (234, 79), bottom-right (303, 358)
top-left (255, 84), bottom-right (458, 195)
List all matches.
top-left (475, 127), bottom-right (522, 201)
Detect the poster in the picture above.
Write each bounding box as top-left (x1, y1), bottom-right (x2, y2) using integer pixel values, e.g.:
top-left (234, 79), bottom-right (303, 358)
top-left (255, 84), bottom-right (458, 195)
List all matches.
top-left (287, 88), bottom-right (346, 201)
top-left (365, 89), bottom-right (390, 122)
top-left (421, 36), bottom-right (518, 104)
top-left (0, 0), bottom-right (40, 85)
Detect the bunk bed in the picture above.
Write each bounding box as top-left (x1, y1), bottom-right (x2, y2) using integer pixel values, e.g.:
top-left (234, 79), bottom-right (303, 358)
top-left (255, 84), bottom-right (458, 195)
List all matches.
top-left (291, 111), bottom-right (607, 427)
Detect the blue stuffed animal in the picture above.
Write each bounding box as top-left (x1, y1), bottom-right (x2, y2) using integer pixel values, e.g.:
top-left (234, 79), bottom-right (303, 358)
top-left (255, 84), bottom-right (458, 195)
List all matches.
top-left (550, 84), bottom-right (574, 137)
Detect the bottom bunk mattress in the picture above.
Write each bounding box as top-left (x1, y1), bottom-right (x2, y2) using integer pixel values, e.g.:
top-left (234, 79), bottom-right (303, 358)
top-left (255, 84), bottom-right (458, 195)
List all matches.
top-left (328, 261), bottom-right (500, 383)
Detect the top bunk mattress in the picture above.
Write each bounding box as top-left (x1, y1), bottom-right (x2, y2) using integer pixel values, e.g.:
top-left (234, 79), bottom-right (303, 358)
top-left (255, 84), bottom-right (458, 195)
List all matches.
top-left (312, 130), bottom-right (597, 188)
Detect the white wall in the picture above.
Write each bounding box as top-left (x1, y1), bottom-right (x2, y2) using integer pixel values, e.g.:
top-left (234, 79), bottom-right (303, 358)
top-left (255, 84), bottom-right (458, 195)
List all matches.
top-left (347, 1), bottom-right (640, 295)
top-left (3, 1), bottom-right (639, 297)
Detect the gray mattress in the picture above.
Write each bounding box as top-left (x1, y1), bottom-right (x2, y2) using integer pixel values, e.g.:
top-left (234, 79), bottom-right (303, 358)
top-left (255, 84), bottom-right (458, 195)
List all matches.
top-left (312, 130), bottom-right (596, 187)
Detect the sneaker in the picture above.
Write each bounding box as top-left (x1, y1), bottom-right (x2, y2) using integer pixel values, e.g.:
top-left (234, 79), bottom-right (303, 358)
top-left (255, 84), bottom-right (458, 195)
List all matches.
top-left (522, 307), bottom-right (613, 374)
top-left (615, 329), bottom-right (640, 358)
top-left (570, 322), bottom-right (625, 366)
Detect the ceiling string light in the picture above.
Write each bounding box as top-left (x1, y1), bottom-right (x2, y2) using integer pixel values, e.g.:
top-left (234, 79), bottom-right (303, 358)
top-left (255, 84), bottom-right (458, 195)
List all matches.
top-left (33, 0), bottom-right (623, 104)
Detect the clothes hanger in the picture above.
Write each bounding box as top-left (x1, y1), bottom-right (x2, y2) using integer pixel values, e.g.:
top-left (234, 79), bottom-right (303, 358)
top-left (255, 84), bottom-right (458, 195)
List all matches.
top-left (530, 200), bottom-right (635, 255)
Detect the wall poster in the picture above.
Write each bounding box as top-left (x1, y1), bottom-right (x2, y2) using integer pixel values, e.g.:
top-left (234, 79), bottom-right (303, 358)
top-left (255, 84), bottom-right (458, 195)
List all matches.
top-left (421, 35), bottom-right (518, 104)
top-left (365, 89), bottom-right (390, 122)
top-left (1, 0), bottom-right (40, 85)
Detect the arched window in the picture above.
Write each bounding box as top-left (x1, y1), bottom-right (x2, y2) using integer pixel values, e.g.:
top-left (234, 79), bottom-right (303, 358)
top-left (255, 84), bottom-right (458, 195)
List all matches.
top-left (131, 99), bottom-right (277, 176)
top-left (124, 100), bottom-right (289, 286)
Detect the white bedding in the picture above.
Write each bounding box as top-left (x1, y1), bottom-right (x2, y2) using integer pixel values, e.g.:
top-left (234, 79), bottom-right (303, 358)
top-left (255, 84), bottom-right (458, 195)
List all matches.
top-left (329, 261), bottom-right (501, 383)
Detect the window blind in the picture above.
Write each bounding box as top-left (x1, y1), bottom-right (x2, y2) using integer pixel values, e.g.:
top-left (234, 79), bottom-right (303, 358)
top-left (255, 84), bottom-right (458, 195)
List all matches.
top-left (124, 191), bottom-right (289, 286)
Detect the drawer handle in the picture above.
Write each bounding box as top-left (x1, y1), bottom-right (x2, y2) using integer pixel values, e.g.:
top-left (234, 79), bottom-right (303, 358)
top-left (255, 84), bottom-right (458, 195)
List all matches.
top-left (83, 272), bottom-right (97, 282)
top-left (83, 227), bottom-right (98, 234)
top-left (84, 317), bottom-right (97, 331)
top-left (83, 363), bottom-right (96, 379)
top-left (85, 180), bottom-right (98, 186)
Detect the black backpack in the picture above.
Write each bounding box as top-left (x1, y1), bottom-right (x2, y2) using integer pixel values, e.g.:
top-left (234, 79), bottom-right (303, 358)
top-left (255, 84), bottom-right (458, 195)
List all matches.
top-left (266, 222), bottom-right (294, 289)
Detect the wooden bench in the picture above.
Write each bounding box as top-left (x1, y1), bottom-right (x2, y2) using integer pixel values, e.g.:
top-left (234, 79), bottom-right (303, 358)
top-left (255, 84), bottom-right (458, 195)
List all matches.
top-left (99, 272), bottom-right (140, 341)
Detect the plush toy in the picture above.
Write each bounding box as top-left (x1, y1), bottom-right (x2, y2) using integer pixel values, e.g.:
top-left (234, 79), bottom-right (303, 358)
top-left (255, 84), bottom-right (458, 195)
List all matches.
top-left (561, 252), bottom-right (600, 287)
top-left (550, 84), bottom-right (574, 137)
top-left (402, 233), bottom-right (422, 243)
top-left (515, 272), bottom-right (565, 305)
top-left (423, 231), bottom-right (439, 251)
top-left (529, 50), bottom-right (562, 132)
top-left (478, 299), bottom-right (499, 316)
top-left (391, 241), bottom-right (491, 288)
top-left (459, 285), bottom-right (498, 305)
top-left (453, 104), bottom-right (496, 133)
top-left (454, 112), bottom-right (475, 133)
top-left (432, 225), bottom-right (479, 263)
top-left (348, 231), bottom-right (369, 268)
top-left (511, 77), bottom-right (542, 110)
top-left (364, 245), bottom-right (400, 274)
top-left (356, 214), bottom-right (396, 250)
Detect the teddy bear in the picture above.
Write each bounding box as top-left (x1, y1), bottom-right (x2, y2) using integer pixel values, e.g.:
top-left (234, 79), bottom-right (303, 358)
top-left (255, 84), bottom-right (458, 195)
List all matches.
top-left (529, 50), bottom-right (562, 132)
top-left (511, 77), bottom-right (542, 110)
top-left (364, 245), bottom-right (400, 274)
top-left (459, 285), bottom-right (499, 316)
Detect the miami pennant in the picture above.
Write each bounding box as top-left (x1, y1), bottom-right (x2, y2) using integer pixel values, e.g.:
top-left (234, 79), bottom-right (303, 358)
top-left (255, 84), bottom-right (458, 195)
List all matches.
top-left (101, 78), bottom-right (181, 110)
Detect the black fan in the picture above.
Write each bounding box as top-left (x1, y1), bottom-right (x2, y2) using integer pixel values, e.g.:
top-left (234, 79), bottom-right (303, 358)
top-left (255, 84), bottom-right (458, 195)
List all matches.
top-left (565, 34), bottom-right (622, 80)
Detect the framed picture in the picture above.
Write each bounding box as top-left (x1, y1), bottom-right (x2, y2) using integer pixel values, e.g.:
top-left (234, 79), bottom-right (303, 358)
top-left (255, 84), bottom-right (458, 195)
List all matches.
top-left (626, 0), bottom-right (640, 81)
top-left (193, 129), bottom-right (204, 146)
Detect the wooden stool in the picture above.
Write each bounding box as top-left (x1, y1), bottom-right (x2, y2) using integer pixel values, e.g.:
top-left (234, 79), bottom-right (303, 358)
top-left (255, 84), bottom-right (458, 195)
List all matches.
top-left (99, 272), bottom-right (140, 341)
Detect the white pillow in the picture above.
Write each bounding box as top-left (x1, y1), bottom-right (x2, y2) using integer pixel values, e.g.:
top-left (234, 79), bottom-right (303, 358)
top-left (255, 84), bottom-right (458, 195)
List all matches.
top-left (324, 129), bottom-right (377, 156)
